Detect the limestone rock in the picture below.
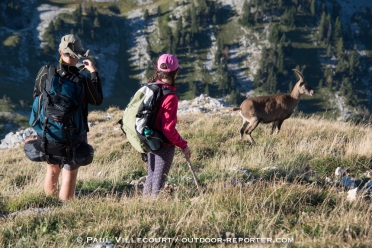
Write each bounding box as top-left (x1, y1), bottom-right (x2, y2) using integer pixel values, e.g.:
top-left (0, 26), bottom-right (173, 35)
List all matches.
top-left (335, 167), bottom-right (346, 176)
top-left (347, 188), bottom-right (359, 202)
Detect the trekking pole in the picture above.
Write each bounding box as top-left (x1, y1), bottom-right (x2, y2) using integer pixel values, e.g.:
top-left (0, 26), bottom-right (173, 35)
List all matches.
top-left (186, 157), bottom-right (201, 192)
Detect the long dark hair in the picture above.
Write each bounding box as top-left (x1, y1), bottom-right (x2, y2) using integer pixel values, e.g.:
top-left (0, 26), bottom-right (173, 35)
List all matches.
top-left (147, 63), bottom-right (179, 86)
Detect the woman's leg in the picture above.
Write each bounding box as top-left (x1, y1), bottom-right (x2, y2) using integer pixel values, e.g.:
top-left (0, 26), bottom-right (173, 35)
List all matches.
top-left (151, 146), bottom-right (175, 196)
top-left (44, 164), bottom-right (61, 197)
top-left (59, 168), bottom-right (79, 201)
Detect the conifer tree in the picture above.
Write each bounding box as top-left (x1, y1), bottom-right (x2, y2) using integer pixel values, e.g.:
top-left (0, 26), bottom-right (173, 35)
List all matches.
top-left (333, 17), bottom-right (342, 45)
top-left (240, 0), bottom-right (252, 27)
top-left (268, 24), bottom-right (281, 44)
top-left (348, 45), bottom-right (360, 77)
top-left (326, 23), bottom-right (332, 44)
top-left (310, 0), bottom-right (316, 15)
top-left (190, 5), bottom-right (198, 34)
top-left (318, 11), bottom-right (329, 42)
top-left (266, 68), bottom-right (277, 93)
top-left (335, 37), bottom-right (344, 58)
top-left (94, 17), bottom-right (100, 27)
top-left (143, 9), bottom-right (149, 20)
top-left (212, 14), bottom-right (217, 25)
top-left (326, 45), bottom-right (332, 58)
top-left (204, 84), bottom-right (210, 95)
top-left (54, 18), bottom-right (63, 30)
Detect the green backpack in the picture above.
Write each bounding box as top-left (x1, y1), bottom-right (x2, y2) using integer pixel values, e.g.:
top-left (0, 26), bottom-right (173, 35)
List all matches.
top-left (119, 82), bottom-right (174, 157)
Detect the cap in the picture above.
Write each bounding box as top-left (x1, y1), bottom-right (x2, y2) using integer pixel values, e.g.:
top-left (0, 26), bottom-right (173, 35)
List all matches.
top-left (59, 34), bottom-right (90, 59)
top-left (157, 54), bottom-right (182, 72)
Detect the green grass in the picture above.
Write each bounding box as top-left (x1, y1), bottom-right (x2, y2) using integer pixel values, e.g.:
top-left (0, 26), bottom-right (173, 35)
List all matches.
top-left (1, 109), bottom-right (372, 246)
top-left (2, 33), bottom-right (21, 47)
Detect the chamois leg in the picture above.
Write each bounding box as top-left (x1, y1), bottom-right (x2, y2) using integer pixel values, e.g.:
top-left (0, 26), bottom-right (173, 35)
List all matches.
top-left (239, 119), bottom-right (249, 139)
top-left (276, 120), bottom-right (284, 134)
top-left (244, 119), bottom-right (260, 144)
top-left (270, 121), bottom-right (278, 135)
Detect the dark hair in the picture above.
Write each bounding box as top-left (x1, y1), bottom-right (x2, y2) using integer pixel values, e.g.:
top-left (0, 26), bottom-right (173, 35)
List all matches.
top-left (147, 63), bottom-right (179, 86)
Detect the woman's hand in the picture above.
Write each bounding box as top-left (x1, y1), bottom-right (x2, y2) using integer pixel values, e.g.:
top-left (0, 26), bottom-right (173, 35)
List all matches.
top-left (82, 59), bottom-right (97, 73)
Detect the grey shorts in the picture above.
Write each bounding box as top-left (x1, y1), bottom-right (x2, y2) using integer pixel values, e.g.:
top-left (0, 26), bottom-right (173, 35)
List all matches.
top-left (60, 132), bottom-right (88, 171)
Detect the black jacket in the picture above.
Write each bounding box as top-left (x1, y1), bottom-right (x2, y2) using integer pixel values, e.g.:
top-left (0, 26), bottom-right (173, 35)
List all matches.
top-left (33, 62), bottom-right (103, 132)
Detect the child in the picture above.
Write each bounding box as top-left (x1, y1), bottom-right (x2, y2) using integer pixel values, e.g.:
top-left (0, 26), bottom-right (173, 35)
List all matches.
top-left (143, 54), bottom-right (191, 197)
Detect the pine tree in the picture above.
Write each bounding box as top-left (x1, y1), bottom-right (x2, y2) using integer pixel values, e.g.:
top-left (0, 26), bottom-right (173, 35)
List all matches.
top-left (326, 45), bottom-right (332, 58)
top-left (318, 11), bottom-right (329, 42)
top-left (214, 49), bottom-right (221, 65)
top-left (176, 16), bottom-right (183, 31)
top-left (266, 68), bottom-right (277, 93)
top-left (185, 33), bottom-right (190, 45)
top-left (310, 0), bottom-right (316, 15)
top-left (318, 79), bottom-right (323, 88)
top-left (229, 90), bottom-right (237, 105)
top-left (143, 9), bottom-right (149, 20)
top-left (253, 68), bottom-right (262, 88)
top-left (333, 17), bottom-right (342, 45)
top-left (190, 5), bottom-right (198, 34)
top-left (281, 7), bottom-right (295, 27)
top-left (54, 18), bottom-right (62, 30)
top-left (326, 23), bottom-right (332, 44)
top-left (72, 4), bottom-right (82, 23)
top-left (335, 37), bottom-right (344, 58)
top-left (269, 24), bottom-right (281, 44)
top-left (240, 0), bottom-right (251, 27)
top-left (94, 17), bottom-right (100, 27)
top-left (212, 14), bottom-right (217, 25)
top-left (349, 46), bottom-right (360, 77)
top-left (204, 84), bottom-right (210, 95)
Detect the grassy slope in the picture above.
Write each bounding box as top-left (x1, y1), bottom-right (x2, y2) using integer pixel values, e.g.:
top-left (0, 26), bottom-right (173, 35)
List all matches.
top-left (1, 109), bottom-right (372, 246)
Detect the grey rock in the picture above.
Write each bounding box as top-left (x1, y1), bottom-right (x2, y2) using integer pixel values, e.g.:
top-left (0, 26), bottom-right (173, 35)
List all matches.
top-left (340, 176), bottom-right (357, 190)
top-left (0, 128), bottom-right (36, 149)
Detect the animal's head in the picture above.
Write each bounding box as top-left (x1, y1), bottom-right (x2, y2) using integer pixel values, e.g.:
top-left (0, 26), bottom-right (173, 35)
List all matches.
top-left (292, 69), bottom-right (315, 96)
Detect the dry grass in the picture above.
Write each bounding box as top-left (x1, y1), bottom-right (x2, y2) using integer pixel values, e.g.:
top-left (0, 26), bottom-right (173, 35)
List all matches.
top-left (1, 108), bottom-right (372, 247)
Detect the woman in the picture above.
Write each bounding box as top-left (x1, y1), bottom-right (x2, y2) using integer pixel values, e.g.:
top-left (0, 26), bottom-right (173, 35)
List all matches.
top-left (33, 34), bottom-right (103, 201)
top-left (143, 54), bottom-right (191, 197)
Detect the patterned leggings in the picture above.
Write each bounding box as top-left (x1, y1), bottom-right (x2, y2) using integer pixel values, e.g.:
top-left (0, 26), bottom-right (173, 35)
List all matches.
top-left (143, 145), bottom-right (175, 196)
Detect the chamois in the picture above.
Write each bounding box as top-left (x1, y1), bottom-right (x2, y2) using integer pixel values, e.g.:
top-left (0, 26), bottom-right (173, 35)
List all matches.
top-left (233, 69), bottom-right (314, 144)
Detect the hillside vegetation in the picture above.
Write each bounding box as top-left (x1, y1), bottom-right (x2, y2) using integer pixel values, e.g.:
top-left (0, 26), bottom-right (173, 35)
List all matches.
top-left (1, 108), bottom-right (372, 246)
top-left (1, 0), bottom-right (372, 139)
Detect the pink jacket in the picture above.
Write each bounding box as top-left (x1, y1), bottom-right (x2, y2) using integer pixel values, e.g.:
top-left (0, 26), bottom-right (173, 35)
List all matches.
top-left (155, 83), bottom-right (188, 149)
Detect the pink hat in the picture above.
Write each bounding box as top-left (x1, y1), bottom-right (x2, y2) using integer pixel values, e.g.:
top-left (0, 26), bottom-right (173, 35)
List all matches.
top-left (157, 54), bottom-right (182, 72)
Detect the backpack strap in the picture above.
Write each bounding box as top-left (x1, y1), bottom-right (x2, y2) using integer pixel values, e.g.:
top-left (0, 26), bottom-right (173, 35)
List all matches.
top-left (66, 73), bottom-right (85, 105)
top-left (144, 83), bottom-right (176, 144)
top-left (31, 94), bottom-right (43, 127)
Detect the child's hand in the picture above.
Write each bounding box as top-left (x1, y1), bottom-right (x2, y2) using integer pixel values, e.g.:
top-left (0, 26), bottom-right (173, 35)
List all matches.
top-left (182, 146), bottom-right (191, 160)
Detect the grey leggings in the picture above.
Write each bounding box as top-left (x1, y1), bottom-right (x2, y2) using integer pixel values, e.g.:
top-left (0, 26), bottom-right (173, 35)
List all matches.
top-left (143, 145), bottom-right (175, 196)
